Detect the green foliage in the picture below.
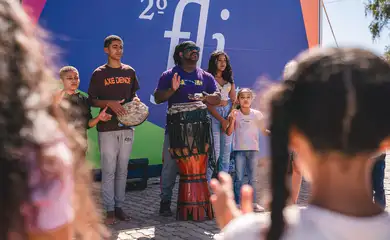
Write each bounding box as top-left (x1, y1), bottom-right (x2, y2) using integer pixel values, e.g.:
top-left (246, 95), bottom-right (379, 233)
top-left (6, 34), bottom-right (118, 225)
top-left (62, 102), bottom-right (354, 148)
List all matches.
top-left (365, 0), bottom-right (390, 56)
top-left (384, 46), bottom-right (390, 61)
top-left (365, 0), bottom-right (390, 39)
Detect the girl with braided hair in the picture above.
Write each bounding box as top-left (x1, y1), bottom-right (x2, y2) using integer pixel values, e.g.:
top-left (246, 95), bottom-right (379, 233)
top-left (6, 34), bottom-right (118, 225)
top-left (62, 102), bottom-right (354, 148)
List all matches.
top-left (0, 0), bottom-right (108, 239)
top-left (210, 47), bottom-right (390, 240)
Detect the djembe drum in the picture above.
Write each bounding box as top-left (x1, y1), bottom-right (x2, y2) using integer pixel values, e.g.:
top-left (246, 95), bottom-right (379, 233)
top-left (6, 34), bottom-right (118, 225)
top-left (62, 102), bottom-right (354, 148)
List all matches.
top-left (166, 102), bottom-right (215, 221)
top-left (117, 100), bottom-right (149, 127)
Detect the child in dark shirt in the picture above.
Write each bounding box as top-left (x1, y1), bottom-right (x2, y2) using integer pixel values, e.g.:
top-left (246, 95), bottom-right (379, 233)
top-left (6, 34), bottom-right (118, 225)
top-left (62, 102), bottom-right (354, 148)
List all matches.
top-left (56, 66), bottom-right (112, 134)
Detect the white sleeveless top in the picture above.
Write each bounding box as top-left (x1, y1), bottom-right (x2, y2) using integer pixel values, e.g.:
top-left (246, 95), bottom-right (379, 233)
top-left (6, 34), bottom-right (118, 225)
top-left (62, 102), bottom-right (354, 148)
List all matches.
top-left (216, 81), bottom-right (232, 101)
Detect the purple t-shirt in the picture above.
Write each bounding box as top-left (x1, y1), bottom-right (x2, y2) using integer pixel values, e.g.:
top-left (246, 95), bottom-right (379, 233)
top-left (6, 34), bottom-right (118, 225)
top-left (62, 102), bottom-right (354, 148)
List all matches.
top-left (156, 66), bottom-right (217, 107)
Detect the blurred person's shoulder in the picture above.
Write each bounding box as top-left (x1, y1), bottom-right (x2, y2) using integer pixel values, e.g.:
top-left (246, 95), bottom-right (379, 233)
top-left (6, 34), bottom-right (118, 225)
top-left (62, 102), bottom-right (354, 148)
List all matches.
top-left (220, 205), bottom-right (390, 240)
top-left (219, 205), bottom-right (300, 240)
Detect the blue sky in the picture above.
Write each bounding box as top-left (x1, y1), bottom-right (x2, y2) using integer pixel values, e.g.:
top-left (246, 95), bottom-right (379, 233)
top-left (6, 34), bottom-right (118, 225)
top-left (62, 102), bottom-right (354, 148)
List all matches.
top-left (322, 0), bottom-right (389, 54)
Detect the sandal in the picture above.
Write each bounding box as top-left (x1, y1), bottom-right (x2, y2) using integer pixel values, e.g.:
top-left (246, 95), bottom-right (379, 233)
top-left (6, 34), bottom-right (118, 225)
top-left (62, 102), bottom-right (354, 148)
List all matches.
top-left (115, 207), bottom-right (131, 221)
top-left (105, 211), bottom-right (117, 225)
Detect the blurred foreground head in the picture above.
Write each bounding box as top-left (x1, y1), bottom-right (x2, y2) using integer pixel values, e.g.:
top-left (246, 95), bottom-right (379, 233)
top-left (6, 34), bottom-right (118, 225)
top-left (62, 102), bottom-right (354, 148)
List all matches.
top-left (267, 47), bottom-right (390, 240)
top-left (0, 0), bottom-right (107, 239)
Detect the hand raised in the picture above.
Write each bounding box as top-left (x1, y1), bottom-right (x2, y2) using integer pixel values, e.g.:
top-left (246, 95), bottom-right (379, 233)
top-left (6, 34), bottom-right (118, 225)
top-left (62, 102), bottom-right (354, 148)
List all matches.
top-left (210, 172), bottom-right (254, 230)
top-left (171, 73), bottom-right (181, 91)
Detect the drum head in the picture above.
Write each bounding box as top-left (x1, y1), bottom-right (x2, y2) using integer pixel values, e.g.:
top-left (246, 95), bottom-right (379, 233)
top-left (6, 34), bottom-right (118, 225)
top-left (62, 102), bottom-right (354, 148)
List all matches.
top-left (117, 101), bottom-right (149, 127)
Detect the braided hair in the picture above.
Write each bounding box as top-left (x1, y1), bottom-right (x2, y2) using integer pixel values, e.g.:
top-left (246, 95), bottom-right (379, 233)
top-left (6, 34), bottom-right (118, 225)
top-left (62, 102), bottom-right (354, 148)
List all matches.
top-left (207, 50), bottom-right (234, 83)
top-left (267, 47), bottom-right (390, 239)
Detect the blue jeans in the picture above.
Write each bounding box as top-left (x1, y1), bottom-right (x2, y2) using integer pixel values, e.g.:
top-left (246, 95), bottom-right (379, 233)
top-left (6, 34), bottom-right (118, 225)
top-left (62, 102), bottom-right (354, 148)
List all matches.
top-left (160, 134), bottom-right (178, 202)
top-left (372, 154), bottom-right (386, 208)
top-left (233, 150), bottom-right (258, 204)
top-left (211, 103), bottom-right (233, 173)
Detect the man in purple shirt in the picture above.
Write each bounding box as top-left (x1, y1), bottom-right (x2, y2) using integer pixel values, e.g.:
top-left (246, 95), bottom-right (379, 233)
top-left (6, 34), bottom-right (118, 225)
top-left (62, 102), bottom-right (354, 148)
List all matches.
top-left (154, 41), bottom-right (221, 216)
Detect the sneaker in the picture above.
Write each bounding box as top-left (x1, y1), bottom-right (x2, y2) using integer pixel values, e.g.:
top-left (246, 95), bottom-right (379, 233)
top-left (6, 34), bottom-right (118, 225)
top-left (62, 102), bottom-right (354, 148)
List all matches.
top-left (159, 200), bottom-right (173, 216)
top-left (115, 207), bottom-right (130, 221)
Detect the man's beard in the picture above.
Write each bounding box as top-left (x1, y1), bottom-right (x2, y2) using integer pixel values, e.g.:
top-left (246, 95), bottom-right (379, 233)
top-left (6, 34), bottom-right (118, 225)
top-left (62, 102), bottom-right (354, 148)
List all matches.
top-left (183, 53), bottom-right (199, 64)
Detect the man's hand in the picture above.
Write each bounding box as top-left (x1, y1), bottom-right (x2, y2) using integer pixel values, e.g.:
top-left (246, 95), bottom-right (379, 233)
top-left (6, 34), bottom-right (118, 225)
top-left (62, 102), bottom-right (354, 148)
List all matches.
top-left (172, 73), bottom-right (181, 91)
top-left (203, 91), bottom-right (221, 105)
top-left (133, 97), bottom-right (140, 102)
top-left (210, 172), bottom-right (254, 230)
top-left (188, 93), bottom-right (205, 101)
top-left (188, 92), bottom-right (215, 102)
top-left (97, 106), bottom-right (112, 122)
top-left (107, 99), bottom-right (126, 116)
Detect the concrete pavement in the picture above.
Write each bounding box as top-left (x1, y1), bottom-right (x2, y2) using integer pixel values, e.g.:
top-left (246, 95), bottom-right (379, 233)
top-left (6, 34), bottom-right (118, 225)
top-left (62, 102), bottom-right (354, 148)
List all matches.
top-left (93, 156), bottom-right (390, 240)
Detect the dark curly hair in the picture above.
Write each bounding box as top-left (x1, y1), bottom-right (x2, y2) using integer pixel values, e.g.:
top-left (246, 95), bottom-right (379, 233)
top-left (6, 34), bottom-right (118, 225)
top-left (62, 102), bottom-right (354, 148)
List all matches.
top-left (207, 50), bottom-right (234, 83)
top-left (0, 1), bottom-right (107, 239)
top-left (266, 47), bottom-right (390, 239)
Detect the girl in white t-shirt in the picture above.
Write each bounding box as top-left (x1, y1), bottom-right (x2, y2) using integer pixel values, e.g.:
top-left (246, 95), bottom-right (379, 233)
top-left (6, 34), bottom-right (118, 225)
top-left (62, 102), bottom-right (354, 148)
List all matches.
top-left (226, 88), bottom-right (268, 211)
top-left (210, 48), bottom-right (390, 240)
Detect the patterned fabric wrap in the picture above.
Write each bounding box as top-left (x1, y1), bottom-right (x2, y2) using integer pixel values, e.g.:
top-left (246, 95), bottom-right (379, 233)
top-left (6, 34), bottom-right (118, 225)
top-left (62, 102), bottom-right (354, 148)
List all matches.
top-left (166, 102), bottom-right (217, 176)
top-left (166, 102), bottom-right (215, 221)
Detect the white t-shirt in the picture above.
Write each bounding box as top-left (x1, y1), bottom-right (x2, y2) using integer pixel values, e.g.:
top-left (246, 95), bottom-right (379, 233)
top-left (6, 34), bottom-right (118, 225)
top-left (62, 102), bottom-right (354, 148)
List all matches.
top-left (233, 109), bottom-right (264, 151)
top-left (219, 205), bottom-right (390, 240)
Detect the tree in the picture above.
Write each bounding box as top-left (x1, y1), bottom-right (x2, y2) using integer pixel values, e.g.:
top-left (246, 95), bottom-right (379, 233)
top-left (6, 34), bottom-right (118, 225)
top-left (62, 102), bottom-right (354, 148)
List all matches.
top-left (365, 0), bottom-right (390, 55)
top-left (384, 46), bottom-right (390, 61)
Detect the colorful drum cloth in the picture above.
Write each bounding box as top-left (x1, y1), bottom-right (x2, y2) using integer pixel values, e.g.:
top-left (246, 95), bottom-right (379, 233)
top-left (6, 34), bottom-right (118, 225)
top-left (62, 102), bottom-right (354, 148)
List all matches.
top-left (166, 102), bottom-right (215, 221)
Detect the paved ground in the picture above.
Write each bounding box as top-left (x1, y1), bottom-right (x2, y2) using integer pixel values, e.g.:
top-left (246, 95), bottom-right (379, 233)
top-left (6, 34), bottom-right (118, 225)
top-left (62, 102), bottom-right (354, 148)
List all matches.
top-left (93, 156), bottom-right (390, 240)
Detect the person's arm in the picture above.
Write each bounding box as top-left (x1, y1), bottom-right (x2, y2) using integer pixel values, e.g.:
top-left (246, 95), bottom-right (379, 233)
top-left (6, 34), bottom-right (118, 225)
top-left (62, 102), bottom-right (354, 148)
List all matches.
top-left (229, 82), bottom-right (236, 103)
top-left (154, 72), bottom-right (179, 104)
top-left (204, 74), bottom-right (221, 106)
top-left (154, 88), bottom-right (176, 104)
top-left (207, 105), bottom-right (225, 122)
top-left (225, 82), bottom-right (237, 117)
top-left (262, 129), bottom-right (271, 136)
top-left (204, 92), bottom-right (221, 106)
top-left (206, 103), bottom-right (230, 132)
top-left (87, 71), bottom-right (102, 107)
top-left (82, 96), bottom-right (95, 129)
top-left (256, 111), bottom-right (270, 136)
top-left (88, 117), bottom-right (100, 128)
top-left (226, 115), bottom-right (236, 136)
top-left (131, 73), bottom-right (141, 101)
top-left (88, 106), bottom-right (111, 128)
